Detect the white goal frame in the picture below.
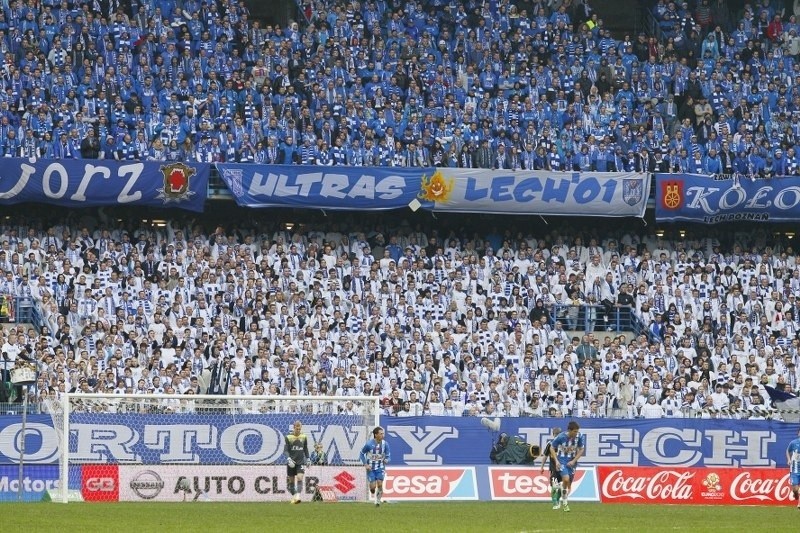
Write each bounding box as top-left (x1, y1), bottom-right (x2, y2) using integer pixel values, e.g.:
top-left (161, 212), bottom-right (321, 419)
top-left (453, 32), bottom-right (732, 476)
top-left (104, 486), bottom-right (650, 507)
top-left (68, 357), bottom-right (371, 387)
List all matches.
top-left (49, 393), bottom-right (382, 503)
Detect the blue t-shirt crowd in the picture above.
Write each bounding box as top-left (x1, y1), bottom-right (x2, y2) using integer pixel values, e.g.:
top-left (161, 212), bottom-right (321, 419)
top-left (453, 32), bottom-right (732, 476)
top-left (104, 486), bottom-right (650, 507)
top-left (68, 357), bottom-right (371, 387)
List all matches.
top-left (0, 0), bottom-right (796, 177)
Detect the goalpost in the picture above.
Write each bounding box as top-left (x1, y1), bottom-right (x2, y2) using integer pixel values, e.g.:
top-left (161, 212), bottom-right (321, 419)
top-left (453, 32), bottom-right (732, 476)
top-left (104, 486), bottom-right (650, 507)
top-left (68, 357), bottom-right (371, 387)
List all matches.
top-left (46, 394), bottom-right (381, 503)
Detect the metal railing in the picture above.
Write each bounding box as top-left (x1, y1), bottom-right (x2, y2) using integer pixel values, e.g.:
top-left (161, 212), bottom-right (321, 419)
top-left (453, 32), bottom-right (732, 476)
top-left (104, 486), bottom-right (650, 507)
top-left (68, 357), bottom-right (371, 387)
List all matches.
top-left (0, 400), bottom-right (781, 419)
top-left (629, 312), bottom-right (661, 343)
top-left (294, 0), bottom-right (312, 24)
top-left (13, 297), bottom-right (35, 326)
top-left (208, 168), bottom-right (233, 199)
top-left (1, 295), bottom-right (45, 333)
top-left (387, 406), bottom-right (787, 419)
top-left (0, 402), bottom-right (43, 415)
top-left (547, 303), bottom-right (663, 343)
top-left (550, 303), bottom-right (636, 334)
top-left (642, 5), bottom-right (664, 42)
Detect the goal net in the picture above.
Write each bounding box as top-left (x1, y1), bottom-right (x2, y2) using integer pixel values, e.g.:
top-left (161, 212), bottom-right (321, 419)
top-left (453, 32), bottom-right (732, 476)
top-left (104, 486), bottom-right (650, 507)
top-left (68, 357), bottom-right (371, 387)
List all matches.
top-left (46, 394), bottom-right (380, 503)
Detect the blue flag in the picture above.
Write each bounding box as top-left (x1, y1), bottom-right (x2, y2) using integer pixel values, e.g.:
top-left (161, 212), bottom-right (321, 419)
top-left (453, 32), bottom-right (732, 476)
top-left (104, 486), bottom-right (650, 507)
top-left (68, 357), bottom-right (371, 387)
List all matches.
top-left (765, 386), bottom-right (800, 423)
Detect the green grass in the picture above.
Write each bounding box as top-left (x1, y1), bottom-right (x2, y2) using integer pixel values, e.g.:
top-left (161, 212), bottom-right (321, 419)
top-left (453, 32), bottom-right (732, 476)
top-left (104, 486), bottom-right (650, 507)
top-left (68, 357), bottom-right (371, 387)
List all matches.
top-left (3, 501), bottom-right (799, 532)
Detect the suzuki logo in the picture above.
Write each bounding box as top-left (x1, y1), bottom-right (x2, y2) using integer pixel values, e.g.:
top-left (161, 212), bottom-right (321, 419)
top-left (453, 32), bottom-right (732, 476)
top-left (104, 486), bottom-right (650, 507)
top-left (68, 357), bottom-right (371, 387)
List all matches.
top-left (85, 477), bottom-right (116, 492)
top-left (387, 426), bottom-right (459, 465)
top-left (333, 471), bottom-right (356, 494)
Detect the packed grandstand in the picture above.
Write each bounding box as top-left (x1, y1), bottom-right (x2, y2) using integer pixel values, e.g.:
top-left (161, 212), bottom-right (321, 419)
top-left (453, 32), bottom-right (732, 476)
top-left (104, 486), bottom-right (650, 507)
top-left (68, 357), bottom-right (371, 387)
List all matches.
top-left (0, 207), bottom-right (796, 421)
top-left (0, 0), bottom-right (799, 420)
top-left (0, 0), bottom-right (788, 175)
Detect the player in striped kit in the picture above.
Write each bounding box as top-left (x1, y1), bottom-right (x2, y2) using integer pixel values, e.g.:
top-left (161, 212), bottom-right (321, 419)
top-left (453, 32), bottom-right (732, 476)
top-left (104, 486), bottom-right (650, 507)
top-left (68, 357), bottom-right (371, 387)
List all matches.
top-left (549, 420), bottom-right (586, 512)
top-left (787, 428), bottom-right (800, 509)
top-left (360, 426), bottom-right (391, 506)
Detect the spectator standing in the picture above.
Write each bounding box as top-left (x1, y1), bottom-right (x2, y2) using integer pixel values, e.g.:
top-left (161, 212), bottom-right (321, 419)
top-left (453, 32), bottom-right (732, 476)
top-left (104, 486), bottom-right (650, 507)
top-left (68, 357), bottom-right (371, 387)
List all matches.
top-left (80, 129), bottom-right (100, 159)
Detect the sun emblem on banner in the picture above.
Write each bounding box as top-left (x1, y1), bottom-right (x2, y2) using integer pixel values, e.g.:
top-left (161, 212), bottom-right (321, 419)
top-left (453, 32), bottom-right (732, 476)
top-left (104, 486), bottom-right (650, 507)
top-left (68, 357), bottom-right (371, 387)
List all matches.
top-left (156, 162), bottom-right (197, 203)
top-left (418, 170), bottom-right (454, 203)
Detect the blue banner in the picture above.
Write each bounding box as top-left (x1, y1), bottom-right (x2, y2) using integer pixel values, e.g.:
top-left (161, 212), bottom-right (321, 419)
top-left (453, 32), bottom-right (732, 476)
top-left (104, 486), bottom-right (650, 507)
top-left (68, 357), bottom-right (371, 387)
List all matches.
top-left (0, 415), bottom-right (794, 469)
top-left (0, 158), bottom-right (209, 212)
top-left (217, 163), bottom-right (420, 210)
top-left (0, 416), bottom-right (58, 465)
top-left (655, 173), bottom-right (800, 223)
top-left (0, 414), bottom-right (367, 466)
top-left (217, 164), bottom-right (649, 217)
top-left (0, 465), bottom-right (60, 501)
top-left (384, 417), bottom-right (796, 468)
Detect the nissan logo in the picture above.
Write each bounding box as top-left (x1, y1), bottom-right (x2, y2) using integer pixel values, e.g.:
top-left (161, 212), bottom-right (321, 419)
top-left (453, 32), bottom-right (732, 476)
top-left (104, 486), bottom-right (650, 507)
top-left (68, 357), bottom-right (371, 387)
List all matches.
top-left (130, 470), bottom-right (165, 500)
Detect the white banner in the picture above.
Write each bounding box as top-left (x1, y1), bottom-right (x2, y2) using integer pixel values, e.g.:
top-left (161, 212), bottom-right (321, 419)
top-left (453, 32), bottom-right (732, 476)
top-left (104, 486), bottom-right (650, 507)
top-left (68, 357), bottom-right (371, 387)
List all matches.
top-left (118, 465), bottom-right (367, 502)
top-left (427, 170), bottom-right (649, 217)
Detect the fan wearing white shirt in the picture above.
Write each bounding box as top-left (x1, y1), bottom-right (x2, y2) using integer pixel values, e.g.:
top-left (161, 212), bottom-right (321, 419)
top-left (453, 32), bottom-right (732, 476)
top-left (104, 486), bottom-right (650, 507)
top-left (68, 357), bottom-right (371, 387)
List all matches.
top-left (1, 336), bottom-right (20, 364)
top-left (660, 388), bottom-right (682, 418)
top-left (641, 395), bottom-right (665, 418)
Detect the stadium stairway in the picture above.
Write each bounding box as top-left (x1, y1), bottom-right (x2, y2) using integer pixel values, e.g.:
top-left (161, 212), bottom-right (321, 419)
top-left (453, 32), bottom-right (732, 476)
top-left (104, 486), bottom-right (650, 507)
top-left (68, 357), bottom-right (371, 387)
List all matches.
top-left (593, 0), bottom-right (640, 36)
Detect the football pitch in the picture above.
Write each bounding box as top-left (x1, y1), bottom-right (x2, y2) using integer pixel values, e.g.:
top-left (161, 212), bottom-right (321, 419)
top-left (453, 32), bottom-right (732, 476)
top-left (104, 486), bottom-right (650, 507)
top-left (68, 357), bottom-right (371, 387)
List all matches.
top-left (3, 501), bottom-right (797, 532)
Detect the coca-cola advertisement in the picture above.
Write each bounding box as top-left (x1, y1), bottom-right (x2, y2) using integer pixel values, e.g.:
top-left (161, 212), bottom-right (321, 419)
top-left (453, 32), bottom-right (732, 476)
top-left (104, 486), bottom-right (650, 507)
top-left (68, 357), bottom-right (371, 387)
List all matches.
top-left (598, 467), bottom-right (794, 506)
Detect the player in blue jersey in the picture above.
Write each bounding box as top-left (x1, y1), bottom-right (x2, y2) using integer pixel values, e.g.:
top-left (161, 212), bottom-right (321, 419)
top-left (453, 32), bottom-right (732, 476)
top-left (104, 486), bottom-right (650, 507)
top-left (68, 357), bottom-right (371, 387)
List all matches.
top-left (360, 426), bottom-right (391, 506)
top-left (549, 420), bottom-right (586, 512)
top-left (787, 428), bottom-right (800, 509)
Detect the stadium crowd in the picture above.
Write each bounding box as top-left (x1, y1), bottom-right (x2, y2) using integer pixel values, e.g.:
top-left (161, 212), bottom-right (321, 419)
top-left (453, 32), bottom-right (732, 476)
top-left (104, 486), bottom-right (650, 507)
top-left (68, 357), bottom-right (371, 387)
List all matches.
top-left (0, 211), bottom-right (798, 421)
top-left (0, 0), bottom-right (794, 176)
top-left (0, 0), bottom-right (799, 417)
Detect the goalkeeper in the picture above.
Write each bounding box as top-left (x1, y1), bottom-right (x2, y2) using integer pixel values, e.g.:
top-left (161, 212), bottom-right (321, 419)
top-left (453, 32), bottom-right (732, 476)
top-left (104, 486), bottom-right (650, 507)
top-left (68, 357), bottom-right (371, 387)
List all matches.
top-left (490, 433), bottom-right (540, 465)
top-left (285, 420), bottom-right (310, 504)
